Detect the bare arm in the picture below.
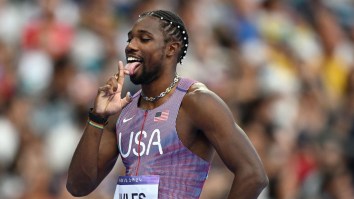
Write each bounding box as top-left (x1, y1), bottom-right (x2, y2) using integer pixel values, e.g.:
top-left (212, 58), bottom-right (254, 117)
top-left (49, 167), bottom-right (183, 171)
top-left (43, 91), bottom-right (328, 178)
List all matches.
top-left (185, 84), bottom-right (268, 199)
top-left (66, 116), bottom-right (119, 196)
top-left (66, 61), bottom-right (132, 196)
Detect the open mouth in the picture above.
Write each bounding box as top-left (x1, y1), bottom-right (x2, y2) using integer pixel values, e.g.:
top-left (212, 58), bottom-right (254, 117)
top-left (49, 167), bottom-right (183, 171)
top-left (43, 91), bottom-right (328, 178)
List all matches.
top-left (126, 56), bottom-right (143, 75)
top-left (127, 57), bottom-right (142, 63)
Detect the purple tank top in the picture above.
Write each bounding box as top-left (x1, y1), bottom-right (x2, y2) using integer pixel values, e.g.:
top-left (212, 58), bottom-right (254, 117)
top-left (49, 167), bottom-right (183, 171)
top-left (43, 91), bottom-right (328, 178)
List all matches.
top-left (116, 78), bottom-right (211, 199)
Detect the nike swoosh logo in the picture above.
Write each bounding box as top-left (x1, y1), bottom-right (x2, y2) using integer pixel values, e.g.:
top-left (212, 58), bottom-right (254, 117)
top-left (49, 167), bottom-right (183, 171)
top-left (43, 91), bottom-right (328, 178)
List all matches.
top-left (123, 116), bottom-right (134, 123)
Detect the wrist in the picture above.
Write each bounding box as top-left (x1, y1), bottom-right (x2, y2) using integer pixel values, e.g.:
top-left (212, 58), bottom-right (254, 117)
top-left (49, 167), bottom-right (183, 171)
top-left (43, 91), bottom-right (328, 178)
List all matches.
top-left (88, 108), bottom-right (108, 125)
top-left (91, 108), bottom-right (108, 118)
top-left (87, 120), bottom-right (105, 130)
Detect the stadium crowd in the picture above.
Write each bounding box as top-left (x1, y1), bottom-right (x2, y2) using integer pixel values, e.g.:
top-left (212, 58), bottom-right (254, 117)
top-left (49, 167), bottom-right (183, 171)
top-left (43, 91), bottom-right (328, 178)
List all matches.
top-left (0, 0), bottom-right (354, 198)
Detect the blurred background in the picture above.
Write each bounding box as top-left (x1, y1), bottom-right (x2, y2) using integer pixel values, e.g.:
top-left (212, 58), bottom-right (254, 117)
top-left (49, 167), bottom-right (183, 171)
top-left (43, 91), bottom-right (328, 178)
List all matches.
top-left (0, 0), bottom-right (354, 198)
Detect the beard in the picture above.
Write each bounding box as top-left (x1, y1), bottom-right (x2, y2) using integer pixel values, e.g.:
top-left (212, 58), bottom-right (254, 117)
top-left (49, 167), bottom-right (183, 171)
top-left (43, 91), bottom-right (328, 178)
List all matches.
top-left (129, 50), bottom-right (165, 85)
top-left (129, 63), bottom-right (159, 85)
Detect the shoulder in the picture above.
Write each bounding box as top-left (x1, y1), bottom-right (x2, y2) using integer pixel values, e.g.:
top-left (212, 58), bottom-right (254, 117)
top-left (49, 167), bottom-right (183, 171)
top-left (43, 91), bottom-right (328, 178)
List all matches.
top-left (183, 82), bottom-right (227, 108)
top-left (186, 82), bottom-right (210, 95)
top-left (181, 81), bottom-right (234, 128)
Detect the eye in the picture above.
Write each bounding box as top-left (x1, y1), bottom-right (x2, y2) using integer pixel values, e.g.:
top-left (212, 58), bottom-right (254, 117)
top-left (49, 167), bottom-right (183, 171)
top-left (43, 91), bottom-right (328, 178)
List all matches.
top-left (141, 38), bottom-right (151, 43)
top-left (140, 36), bottom-right (151, 43)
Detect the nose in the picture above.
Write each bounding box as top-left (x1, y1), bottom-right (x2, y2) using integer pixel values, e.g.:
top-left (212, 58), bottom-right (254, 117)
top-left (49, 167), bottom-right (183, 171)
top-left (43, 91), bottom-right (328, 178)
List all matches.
top-left (125, 38), bottom-right (138, 53)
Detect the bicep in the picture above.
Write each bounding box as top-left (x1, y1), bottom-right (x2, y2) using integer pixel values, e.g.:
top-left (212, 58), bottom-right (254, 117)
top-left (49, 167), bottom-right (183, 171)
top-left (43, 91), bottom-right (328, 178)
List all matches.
top-left (189, 90), bottom-right (263, 173)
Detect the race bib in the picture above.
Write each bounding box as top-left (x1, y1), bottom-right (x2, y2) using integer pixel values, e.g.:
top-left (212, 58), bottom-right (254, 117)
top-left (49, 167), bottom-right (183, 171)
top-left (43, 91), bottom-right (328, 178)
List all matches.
top-left (113, 175), bottom-right (160, 199)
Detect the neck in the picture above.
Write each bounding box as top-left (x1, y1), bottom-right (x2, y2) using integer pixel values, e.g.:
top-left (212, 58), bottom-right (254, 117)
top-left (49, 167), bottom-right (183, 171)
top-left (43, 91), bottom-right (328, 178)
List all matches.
top-left (140, 73), bottom-right (179, 105)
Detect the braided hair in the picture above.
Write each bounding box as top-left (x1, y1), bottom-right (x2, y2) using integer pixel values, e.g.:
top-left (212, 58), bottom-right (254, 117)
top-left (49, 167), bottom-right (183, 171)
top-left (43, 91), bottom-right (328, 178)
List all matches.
top-left (139, 10), bottom-right (189, 64)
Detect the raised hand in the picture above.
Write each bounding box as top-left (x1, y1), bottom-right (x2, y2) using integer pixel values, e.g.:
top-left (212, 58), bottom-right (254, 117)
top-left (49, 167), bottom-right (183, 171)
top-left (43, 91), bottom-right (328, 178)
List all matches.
top-left (93, 61), bottom-right (132, 117)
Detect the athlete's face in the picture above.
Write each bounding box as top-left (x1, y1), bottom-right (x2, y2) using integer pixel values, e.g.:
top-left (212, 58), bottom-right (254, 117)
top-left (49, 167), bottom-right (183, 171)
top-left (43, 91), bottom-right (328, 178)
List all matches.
top-left (125, 16), bottom-right (167, 85)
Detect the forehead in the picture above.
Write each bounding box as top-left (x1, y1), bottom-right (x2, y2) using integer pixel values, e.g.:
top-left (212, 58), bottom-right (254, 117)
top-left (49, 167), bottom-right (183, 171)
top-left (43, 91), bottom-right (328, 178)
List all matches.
top-left (129, 16), bottom-right (163, 36)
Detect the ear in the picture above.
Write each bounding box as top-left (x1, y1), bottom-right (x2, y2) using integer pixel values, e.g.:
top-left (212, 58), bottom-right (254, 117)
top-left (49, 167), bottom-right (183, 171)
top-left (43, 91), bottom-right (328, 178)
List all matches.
top-left (166, 41), bottom-right (181, 59)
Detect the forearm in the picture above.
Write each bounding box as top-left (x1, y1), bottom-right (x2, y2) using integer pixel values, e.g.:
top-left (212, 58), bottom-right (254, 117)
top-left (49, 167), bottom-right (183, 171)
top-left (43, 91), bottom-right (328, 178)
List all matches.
top-left (66, 123), bottom-right (104, 196)
top-left (227, 170), bottom-right (268, 199)
top-left (66, 60), bottom-right (129, 196)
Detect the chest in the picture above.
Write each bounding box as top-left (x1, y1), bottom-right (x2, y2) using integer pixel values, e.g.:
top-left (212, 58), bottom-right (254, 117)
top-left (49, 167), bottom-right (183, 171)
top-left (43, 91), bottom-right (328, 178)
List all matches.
top-left (117, 109), bottom-right (180, 158)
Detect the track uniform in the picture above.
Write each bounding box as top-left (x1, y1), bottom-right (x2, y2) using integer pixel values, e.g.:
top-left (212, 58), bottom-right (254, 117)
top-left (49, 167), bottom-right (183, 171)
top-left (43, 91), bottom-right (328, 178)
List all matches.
top-left (116, 78), bottom-right (211, 199)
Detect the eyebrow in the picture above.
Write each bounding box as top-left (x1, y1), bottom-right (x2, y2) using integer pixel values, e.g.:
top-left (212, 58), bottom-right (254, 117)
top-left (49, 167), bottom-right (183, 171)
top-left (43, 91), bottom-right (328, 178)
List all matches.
top-left (127, 29), bottom-right (154, 37)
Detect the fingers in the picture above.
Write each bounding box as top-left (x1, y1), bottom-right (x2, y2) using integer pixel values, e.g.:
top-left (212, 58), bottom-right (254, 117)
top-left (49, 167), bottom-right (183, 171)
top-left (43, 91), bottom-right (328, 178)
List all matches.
top-left (118, 60), bottom-right (130, 75)
top-left (121, 91), bottom-right (133, 107)
top-left (98, 77), bottom-right (117, 96)
top-left (116, 61), bottom-right (126, 86)
top-left (98, 84), bottom-right (113, 96)
top-left (98, 60), bottom-right (128, 96)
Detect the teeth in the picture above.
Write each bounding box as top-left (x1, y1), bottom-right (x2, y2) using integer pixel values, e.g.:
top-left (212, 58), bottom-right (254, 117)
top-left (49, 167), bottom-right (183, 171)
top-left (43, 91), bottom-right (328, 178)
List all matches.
top-left (127, 57), bottom-right (140, 62)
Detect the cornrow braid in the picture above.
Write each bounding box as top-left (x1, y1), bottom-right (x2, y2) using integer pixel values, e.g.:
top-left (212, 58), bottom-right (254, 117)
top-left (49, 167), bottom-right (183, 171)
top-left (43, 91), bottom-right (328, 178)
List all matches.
top-left (139, 10), bottom-right (189, 64)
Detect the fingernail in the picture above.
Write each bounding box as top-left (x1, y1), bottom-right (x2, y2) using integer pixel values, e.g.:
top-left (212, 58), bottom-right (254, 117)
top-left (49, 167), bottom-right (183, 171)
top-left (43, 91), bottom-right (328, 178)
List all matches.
top-left (127, 92), bottom-right (131, 98)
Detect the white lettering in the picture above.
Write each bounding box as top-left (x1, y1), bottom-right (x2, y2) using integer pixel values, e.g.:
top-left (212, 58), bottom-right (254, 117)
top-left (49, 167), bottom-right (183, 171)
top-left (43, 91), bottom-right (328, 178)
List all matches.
top-left (119, 132), bottom-right (134, 158)
top-left (146, 129), bottom-right (163, 155)
top-left (133, 131), bottom-right (147, 156)
top-left (118, 129), bottom-right (163, 157)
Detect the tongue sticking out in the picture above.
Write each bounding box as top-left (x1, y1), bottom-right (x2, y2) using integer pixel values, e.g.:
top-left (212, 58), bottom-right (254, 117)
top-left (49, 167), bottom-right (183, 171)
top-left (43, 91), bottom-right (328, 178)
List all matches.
top-left (125, 62), bottom-right (140, 75)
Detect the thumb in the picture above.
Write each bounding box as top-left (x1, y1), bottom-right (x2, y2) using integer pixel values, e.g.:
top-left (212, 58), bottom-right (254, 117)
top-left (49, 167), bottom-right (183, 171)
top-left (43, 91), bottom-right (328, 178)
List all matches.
top-left (121, 91), bottom-right (133, 107)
